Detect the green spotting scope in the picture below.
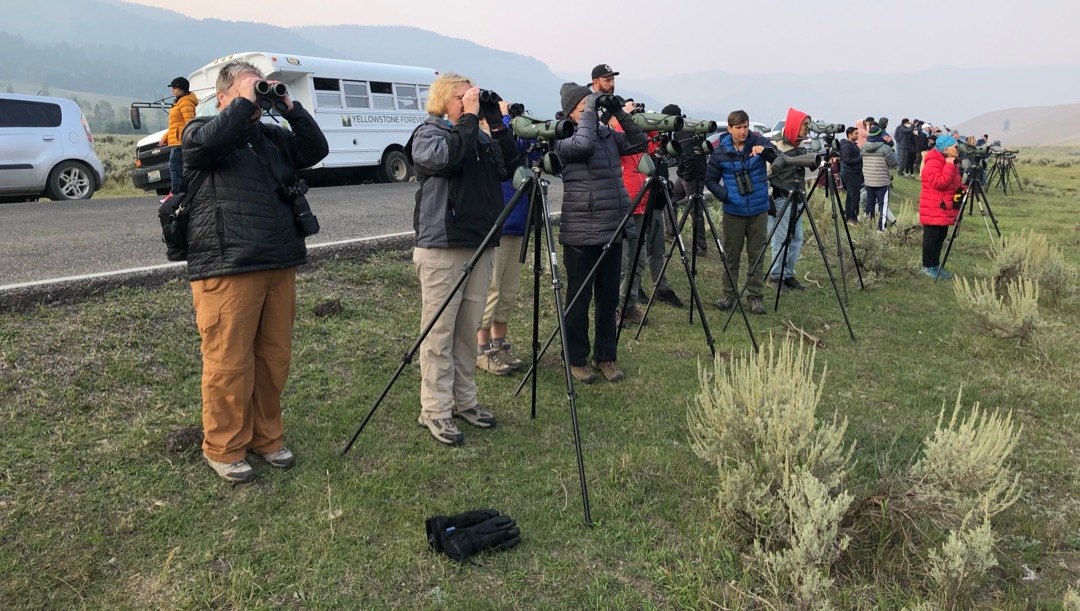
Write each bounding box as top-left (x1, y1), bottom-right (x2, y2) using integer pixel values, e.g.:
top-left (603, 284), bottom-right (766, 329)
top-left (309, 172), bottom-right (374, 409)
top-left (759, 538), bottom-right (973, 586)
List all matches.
top-left (511, 116), bottom-right (573, 141)
top-left (631, 112), bottom-right (684, 133)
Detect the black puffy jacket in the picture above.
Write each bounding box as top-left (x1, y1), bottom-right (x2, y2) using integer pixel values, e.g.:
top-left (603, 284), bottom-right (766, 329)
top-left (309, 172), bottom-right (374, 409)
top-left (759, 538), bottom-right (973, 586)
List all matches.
top-left (181, 98), bottom-right (328, 281)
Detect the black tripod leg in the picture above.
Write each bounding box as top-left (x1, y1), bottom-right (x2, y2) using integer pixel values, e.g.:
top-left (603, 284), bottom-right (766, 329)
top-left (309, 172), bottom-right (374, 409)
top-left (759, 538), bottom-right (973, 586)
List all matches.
top-left (532, 169), bottom-right (593, 527)
top-left (519, 177), bottom-right (543, 419)
top-left (341, 179), bottom-right (530, 456)
top-left (800, 198), bottom-right (856, 341)
top-left (721, 196), bottom-right (795, 333)
top-left (616, 180), bottom-right (655, 346)
top-left (697, 197), bottom-right (759, 353)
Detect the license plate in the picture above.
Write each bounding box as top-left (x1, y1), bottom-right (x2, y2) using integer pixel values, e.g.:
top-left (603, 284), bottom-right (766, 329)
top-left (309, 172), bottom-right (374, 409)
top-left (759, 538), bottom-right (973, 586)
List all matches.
top-left (148, 170), bottom-right (161, 182)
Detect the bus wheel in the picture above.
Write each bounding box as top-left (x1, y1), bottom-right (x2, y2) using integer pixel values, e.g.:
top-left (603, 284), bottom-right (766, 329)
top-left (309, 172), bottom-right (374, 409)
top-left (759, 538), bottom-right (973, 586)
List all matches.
top-left (376, 149), bottom-right (412, 183)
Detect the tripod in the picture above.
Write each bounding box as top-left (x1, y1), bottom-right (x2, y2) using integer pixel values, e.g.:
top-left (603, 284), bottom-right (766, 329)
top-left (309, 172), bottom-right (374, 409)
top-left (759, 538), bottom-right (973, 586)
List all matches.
top-left (936, 164), bottom-right (1004, 281)
top-left (721, 162), bottom-right (858, 342)
top-left (628, 146), bottom-right (759, 352)
top-left (340, 151), bottom-right (596, 526)
top-left (986, 151), bottom-right (1022, 195)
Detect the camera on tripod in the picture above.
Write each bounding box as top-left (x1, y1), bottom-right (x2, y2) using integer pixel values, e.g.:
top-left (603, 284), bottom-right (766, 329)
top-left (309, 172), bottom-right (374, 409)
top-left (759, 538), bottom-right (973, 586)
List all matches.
top-left (808, 120), bottom-right (845, 134)
top-left (957, 142), bottom-right (991, 159)
top-left (510, 116), bottom-right (572, 176)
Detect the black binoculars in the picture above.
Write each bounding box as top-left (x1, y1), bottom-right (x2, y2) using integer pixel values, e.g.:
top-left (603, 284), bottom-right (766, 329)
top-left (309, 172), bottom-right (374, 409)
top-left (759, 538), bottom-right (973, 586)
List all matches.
top-left (479, 89), bottom-right (502, 104)
top-left (734, 170), bottom-right (755, 196)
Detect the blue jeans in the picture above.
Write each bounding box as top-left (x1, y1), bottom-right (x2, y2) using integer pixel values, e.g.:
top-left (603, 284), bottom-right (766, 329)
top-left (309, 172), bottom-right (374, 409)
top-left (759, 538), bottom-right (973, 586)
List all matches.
top-left (865, 185), bottom-right (890, 230)
top-left (168, 146), bottom-right (184, 194)
top-left (767, 196), bottom-right (803, 280)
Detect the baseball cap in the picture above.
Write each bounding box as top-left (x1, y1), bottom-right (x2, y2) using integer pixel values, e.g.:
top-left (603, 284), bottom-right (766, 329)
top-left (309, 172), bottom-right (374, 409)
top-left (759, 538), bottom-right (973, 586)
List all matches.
top-left (591, 64), bottom-right (619, 80)
top-left (168, 76), bottom-right (190, 91)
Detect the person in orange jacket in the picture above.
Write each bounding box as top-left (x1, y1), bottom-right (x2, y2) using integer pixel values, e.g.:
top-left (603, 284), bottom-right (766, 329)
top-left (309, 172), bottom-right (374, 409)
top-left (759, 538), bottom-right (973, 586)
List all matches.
top-left (160, 76), bottom-right (198, 197)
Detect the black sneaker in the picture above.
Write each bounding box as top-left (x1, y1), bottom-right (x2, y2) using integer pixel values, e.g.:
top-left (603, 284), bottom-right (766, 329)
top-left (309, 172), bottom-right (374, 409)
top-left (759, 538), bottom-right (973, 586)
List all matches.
top-left (748, 297), bottom-right (767, 315)
top-left (656, 288), bottom-right (684, 308)
top-left (783, 277), bottom-right (806, 291)
top-left (417, 414), bottom-right (465, 445)
top-left (454, 405), bottom-right (498, 429)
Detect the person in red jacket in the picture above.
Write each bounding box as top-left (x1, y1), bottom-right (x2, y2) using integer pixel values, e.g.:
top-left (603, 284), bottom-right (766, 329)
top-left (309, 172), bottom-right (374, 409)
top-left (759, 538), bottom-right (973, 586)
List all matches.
top-left (918, 134), bottom-right (963, 279)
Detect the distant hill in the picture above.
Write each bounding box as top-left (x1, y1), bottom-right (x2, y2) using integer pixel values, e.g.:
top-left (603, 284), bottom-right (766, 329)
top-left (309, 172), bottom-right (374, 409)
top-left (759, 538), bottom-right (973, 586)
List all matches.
top-left (2, 0), bottom-right (1079, 136)
top-left (953, 103), bottom-right (1080, 147)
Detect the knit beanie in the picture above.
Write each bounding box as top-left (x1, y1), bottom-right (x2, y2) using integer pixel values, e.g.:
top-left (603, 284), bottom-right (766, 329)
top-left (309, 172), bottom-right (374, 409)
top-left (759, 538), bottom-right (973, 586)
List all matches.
top-left (661, 103), bottom-right (681, 116)
top-left (867, 125), bottom-right (884, 141)
top-left (935, 134), bottom-right (957, 152)
top-left (560, 82), bottom-right (592, 118)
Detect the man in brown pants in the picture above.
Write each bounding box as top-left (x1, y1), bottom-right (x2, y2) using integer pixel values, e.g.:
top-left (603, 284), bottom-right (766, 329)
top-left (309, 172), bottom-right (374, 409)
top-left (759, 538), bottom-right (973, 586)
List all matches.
top-left (181, 60), bottom-right (328, 482)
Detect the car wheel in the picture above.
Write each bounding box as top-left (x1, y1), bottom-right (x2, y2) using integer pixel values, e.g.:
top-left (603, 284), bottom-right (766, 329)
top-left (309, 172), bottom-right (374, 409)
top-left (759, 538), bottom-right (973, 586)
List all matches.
top-left (375, 149), bottom-right (412, 183)
top-left (47, 161), bottom-right (95, 200)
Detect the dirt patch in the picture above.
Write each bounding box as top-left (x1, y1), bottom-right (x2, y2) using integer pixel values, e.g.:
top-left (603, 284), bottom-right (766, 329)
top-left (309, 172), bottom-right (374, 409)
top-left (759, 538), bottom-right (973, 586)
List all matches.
top-left (163, 426), bottom-right (203, 454)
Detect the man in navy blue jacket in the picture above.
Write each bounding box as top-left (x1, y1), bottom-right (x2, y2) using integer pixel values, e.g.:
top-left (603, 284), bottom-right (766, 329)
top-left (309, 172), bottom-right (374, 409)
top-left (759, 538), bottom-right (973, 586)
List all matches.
top-left (704, 110), bottom-right (777, 314)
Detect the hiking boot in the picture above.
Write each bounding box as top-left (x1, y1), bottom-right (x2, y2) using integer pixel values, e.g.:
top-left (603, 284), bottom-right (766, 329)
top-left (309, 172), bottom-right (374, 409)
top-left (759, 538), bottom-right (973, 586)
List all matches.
top-left (783, 277), bottom-right (806, 291)
top-left (259, 446), bottom-right (295, 469)
top-left (417, 414), bottom-right (464, 446)
top-left (767, 277), bottom-right (783, 291)
top-left (497, 342), bottom-right (524, 371)
top-left (713, 294), bottom-right (735, 310)
top-left (655, 288), bottom-right (684, 308)
top-left (748, 297), bottom-right (767, 315)
top-left (622, 305), bottom-right (646, 325)
top-left (637, 289), bottom-right (648, 302)
top-left (922, 265), bottom-right (953, 279)
top-left (477, 347), bottom-right (514, 376)
top-left (204, 453), bottom-right (255, 484)
top-left (454, 404), bottom-right (497, 429)
top-left (571, 364), bottom-right (597, 384)
top-left (592, 360), bottom-right (625, 382)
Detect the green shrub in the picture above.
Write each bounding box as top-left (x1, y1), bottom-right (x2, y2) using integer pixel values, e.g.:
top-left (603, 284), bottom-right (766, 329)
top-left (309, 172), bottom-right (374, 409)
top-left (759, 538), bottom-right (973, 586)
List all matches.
top-left (954, 276), bottom-right (1042, 344)
top-left (992, 229), bottom-right (1076, 307)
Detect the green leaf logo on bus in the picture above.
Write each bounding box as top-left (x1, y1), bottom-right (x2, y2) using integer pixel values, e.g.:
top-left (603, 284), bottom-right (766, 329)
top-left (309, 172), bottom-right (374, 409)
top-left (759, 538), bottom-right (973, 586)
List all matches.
top-left (341, 115), bottom-right (353, 128)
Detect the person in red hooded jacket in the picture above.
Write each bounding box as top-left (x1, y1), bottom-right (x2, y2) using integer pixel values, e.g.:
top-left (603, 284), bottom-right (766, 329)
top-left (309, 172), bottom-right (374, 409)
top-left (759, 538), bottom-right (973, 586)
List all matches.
top-left (918, 134), bottom-right (963, 279)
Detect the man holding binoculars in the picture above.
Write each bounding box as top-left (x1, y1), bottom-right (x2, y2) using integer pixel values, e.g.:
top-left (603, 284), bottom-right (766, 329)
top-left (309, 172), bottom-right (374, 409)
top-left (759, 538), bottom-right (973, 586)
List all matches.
top-left (181, 60), bottom-right (329, 482)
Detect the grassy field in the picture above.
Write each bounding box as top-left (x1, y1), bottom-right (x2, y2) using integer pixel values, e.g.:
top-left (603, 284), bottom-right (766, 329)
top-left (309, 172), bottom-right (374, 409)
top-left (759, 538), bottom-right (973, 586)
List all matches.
top-left (2, 154), bottom-right (1079, 609)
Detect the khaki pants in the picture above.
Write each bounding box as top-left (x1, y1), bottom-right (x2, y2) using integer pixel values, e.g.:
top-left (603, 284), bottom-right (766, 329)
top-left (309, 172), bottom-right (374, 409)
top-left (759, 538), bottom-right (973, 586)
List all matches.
top-left (482, 235), bottom-right (524, 328)
top-left (414, 247), bottom-right (494, 419)
top-left (191, 268), bottom-right (296, 463)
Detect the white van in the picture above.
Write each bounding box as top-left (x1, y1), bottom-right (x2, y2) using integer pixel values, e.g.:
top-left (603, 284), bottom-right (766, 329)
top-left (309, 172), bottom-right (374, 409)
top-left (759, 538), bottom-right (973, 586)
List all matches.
top-left (130, 52), bottom-right (437, 192)
top-left (0, 93), bottom-right (107, 202)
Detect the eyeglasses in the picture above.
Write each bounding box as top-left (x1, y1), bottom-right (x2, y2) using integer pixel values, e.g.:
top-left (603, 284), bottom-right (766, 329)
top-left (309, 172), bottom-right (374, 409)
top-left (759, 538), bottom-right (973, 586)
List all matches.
top-left (453, 95), bottom-right (464, 101)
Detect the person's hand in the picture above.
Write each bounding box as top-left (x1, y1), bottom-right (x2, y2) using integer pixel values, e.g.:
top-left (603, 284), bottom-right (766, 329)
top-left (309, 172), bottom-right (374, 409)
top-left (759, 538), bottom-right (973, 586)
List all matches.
top-left (584, 91), bottom-right (603, 113)
top-left (158, 134), bottom-right (168, 146)
top-left (462, 87), bottom-right (480, 117)
top-left (622, 100), bottom-right (636, 114)
top-left (945, 156), bottom-right (958, 164)
top-left (237, 74), bottom-right (260, 104)
top-left (749, 145), bottom-right (765, 157)
top-left (498, 100), bottom-right (509, 115)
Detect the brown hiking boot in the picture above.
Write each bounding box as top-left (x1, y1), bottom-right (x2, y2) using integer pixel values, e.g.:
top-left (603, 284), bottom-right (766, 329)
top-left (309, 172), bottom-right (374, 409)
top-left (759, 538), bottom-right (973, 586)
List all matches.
top-left (571, 364), bottom-right (597, 384)
top-left (477, 347), bottom-right (513, 376)
top-left (497, 342), bottom-right (524, 370)
top-left (592, 360), bottom-right (625, 382)
top-left (748, 297), bottom-right (767, 315)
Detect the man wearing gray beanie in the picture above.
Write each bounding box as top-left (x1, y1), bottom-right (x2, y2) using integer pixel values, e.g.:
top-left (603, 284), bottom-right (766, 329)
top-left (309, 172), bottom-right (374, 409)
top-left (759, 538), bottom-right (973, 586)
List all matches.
top-left (553, 82), bottom-right (648, 384)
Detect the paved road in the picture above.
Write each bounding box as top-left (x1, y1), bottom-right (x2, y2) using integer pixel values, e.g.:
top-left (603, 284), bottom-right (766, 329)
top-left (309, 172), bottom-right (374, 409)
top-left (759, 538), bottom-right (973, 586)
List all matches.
top-left (0, 179), bottom-right (564, 288)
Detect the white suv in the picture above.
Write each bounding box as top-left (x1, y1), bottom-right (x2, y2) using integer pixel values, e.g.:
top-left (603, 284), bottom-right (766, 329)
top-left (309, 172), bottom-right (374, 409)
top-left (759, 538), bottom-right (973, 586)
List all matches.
top-left (0, 93), bottom-right (107, 202)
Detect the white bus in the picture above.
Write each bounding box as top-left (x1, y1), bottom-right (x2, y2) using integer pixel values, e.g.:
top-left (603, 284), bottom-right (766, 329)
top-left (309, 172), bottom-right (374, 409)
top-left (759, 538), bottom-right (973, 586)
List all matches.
top-left (131, 51), bottom-right (438, 192)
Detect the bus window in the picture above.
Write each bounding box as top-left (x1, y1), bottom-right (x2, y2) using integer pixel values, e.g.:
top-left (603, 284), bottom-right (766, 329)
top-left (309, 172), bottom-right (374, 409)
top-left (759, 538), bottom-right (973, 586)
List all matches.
top-left (314, 77), bottom-right (342, 107)
top-left (418, 85), bottom-right (430, 110)
top-left (370, 81), bottom-right (395, 110)
top-left (395, 84), bottom-right (418, 110)
top-left (344, 81), bottom-right (369, 109)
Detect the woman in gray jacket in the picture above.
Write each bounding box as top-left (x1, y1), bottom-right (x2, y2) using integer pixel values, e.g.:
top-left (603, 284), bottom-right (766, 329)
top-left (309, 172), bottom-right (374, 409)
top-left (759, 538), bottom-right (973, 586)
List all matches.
top-left (554, 83), bottom-right (647, 383)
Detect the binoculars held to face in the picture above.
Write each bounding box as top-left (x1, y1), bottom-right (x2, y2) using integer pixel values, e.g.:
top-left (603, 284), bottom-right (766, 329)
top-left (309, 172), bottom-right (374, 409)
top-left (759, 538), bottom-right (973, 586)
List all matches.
top-left (254, 81), bottom-right (289, 113)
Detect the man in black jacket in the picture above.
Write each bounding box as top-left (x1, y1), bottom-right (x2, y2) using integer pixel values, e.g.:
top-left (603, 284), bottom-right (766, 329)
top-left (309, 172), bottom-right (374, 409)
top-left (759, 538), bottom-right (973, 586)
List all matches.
top-left (182, 60), bottom-right (328, 482)
top-left (839, 127), bottom-right (863, 224)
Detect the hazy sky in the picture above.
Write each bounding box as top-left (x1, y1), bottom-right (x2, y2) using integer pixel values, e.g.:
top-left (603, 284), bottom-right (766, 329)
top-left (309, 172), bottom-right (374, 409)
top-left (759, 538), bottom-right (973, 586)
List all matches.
top-left (122, 0), bottom-right (1075, 78)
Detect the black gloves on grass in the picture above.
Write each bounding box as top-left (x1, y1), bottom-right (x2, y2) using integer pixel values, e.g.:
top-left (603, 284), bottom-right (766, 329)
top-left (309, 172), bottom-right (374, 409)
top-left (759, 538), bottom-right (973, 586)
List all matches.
top-left (426, 508), bottom-right (521, 562)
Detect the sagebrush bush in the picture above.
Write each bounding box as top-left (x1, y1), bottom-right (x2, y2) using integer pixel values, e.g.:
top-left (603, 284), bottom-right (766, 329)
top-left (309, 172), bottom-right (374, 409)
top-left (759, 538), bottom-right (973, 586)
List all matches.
top-left (954, 276), bottom-right (1042, 343)
top-left (904, 393), bottom-right (1022, 527)
top-left (992, 229), bottom-right (1076, 306)
top-left (1064, 582), bottom-right (1080, 610)
top-left (926, 511), bottom-right (998, 611)
top-left (691, 342), bottom-right (1024, 610)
